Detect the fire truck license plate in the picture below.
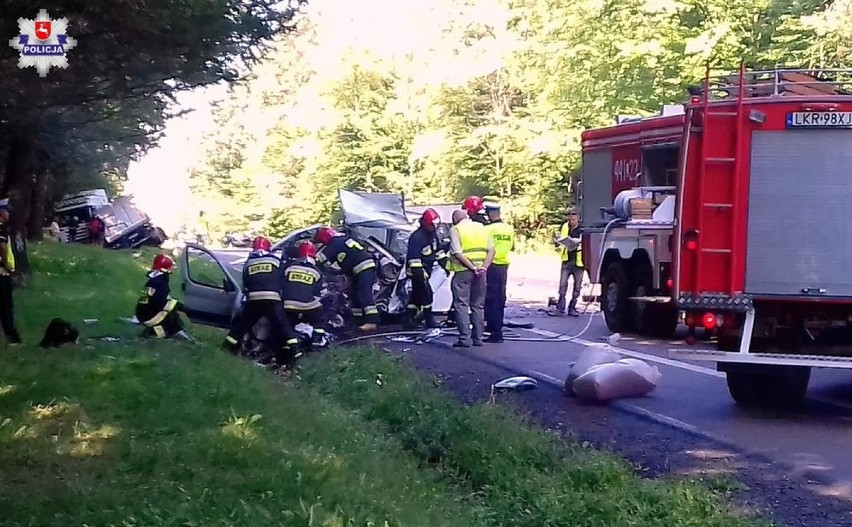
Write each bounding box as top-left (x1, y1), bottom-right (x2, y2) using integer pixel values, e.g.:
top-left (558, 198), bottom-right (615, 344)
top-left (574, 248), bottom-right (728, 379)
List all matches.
top-left (787, 112), bottom-right (852, 128)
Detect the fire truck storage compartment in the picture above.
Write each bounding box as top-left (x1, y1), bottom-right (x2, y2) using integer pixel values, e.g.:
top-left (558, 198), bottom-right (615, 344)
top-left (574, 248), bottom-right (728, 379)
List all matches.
top-left (580, 150), bottom-right (612, 221)
top-left (746, 129), bottom-right (852, 297)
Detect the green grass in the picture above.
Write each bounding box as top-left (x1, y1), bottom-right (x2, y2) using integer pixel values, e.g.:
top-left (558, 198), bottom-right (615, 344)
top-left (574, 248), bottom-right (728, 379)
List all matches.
top-left (300, 349), bottom-right (773, 527)
top-left (0, 241), bottom-right (772, 526)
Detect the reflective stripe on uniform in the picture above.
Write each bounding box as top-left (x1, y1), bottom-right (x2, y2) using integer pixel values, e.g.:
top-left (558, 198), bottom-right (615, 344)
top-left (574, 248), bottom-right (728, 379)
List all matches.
top-left (225, 335), bottom-right (239, 345)
top-left (285, 264), bottom-right (321, 282)
top-left (283, 299), bottom-right (322, 311)
top-left (246, 291), bottom-right (282, 301)
top-left (143, 298), bottom-right (178, 327)
top-left (408, 258), bottom-right (423, 268)
top-left (351, 307), bottom-right (364, 316)
top-left (152, 325), bottom-right (166, 338)
top-left (353, 259), bottom-right (376, 274)
top-left (363, 305), bottom-right (379, 316)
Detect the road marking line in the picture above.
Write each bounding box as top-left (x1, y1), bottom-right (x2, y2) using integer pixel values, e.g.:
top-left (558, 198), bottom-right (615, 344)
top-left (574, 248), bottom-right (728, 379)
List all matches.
top-left (528, 370), bottom-right (563, 385)
top-left (612, 402), bottom-right (703, 435)
top-left (427, 337), bottom-right (742, 449)
top-left (524, 328), bottom-right (725, 378)
top-left (524, 327), bottom-right (852, 414)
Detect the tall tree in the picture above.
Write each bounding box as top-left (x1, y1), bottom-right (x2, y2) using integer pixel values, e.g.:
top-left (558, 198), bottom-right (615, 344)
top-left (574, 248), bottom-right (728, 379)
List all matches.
top-left (0, 0), bottom-right (304, 271)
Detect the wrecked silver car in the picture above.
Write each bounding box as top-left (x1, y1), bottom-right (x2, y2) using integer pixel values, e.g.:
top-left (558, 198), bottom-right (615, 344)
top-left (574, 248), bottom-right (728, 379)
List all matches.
top-left (178, 190), bottom-right (455, 352)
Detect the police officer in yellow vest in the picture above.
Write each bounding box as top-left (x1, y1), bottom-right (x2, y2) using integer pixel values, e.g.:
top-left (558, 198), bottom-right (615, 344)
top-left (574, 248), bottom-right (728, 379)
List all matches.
top-left (0, 203), bottom-right (21, 345)
top-left (448, 197), bottom-right (495, 348)
top-left (555, 206), bottom-right (584, 317)
top-left (483, 201), bottom-right (514, 343)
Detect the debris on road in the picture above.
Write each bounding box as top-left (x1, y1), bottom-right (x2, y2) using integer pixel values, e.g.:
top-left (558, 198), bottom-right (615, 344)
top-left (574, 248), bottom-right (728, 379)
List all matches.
top-left (384, 328), bottom-right (443, 345)
top-left (493, 375), bottom-right (538, 391)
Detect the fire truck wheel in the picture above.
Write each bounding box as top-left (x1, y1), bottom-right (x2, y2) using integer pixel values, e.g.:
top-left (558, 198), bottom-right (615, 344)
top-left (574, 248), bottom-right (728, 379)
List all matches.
top-left (630, 279), bottom-right (653, 335)
top-left (725, 366), bottom-right (810, 408)
top-left (601, 261), bottom-right (632, 333)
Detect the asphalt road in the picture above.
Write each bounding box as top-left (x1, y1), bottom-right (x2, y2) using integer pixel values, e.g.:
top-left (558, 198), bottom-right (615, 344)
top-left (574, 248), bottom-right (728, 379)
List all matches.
top-left (422, 305), bottom-right (852, 497)
top-left (208, 246), bottom-right (852, 496)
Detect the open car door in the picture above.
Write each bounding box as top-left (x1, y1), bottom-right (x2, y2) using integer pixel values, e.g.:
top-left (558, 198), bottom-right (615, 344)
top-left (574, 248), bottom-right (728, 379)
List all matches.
top-left (179, 243), bottom-right (242, 328)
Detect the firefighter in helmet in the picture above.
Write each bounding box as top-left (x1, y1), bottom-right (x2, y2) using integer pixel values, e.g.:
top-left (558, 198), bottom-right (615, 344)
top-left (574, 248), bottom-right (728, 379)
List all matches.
top-left (223, 236), bottom-right (300, 364)
top-left (405, 208), bottom-right (449, 328)
top-left (313, 226), bottom-right (379, 332)
top-left (463, 195), bottom-right (488, 225)
top-left (281, 240), bottom-right (330, 349)
top-left (135, 254), bottom-right (190, 339)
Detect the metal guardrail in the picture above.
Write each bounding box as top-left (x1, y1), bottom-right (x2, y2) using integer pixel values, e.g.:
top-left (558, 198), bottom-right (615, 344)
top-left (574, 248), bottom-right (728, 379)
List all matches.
top-left (696, 68), bottom-right (852, 101)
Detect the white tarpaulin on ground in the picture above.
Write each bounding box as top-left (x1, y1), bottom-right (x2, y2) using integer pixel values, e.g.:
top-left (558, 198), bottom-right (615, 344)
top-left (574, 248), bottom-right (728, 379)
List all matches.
top-left (564, 345), bottom-right (621, 395)
top-left (564, 342), bottom-right (662, 402)
top-left (571, 358), bottom-right (662, 402)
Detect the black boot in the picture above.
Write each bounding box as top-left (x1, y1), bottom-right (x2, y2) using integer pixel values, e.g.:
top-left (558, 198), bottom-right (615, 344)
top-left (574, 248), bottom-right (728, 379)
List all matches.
top-left (311, 329), bottom-right (330, 350)
top-left (424, 308), bottom-right (440, 328)
top-left (555, 295), bottom-right (566, 314)
top-left (403, 307), bottom-right (420, 329)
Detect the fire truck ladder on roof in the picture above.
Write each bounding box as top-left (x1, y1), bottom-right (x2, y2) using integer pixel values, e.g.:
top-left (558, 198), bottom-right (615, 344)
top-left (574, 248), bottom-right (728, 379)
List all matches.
top-left (694, 63), bottom-right (746, 296)
top-left (694, 64), bottom-right (757, 356)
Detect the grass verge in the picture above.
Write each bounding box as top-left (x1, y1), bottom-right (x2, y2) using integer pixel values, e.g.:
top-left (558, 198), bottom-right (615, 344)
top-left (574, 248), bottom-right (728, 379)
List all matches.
top-left (300, 348), bottom-right (774, 527)
top-left (0, 241), bottom-right (771, 526)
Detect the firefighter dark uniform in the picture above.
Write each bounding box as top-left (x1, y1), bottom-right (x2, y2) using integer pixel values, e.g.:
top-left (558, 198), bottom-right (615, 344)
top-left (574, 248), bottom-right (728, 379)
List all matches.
top-left (0, 208), bottom-right (22, 345)
top-left (223, 237), bottom-right (299, 360)
top-left (405, 209), bottom-right (448, 328)
top-left (483, 203), bottom-right (514, 342)
top-left (282, 241), bottom-right (329, 348)
top-left (315, 227), bottom-right (379, 331)
top-left (135, 255), bottom-right (185, 339)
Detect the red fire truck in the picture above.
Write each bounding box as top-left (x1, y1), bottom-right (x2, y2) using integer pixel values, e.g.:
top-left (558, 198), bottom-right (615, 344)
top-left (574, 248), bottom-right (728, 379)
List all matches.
top-left (579, 67), bottom-right (852, 406)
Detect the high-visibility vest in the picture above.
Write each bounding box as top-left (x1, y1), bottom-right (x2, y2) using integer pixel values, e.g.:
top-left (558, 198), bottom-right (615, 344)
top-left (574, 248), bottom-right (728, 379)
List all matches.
top-left (448, 221), bottom-right (489, 272)
top-left (559, 222), bottom-right (583, 267)
top-left (486, 221), bottom-right (514, 266)
top-left (6, 242), bottom-right (14, 272)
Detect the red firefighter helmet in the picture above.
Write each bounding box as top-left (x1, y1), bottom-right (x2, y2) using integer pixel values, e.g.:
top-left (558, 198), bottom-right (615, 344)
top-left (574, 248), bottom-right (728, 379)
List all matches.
top-left (252, 236), bottom-right (272, 252)
top-left (297, 240), bottom-right (317, 259)
top-left (152, 254), bottom-right (176, 273)
top-left (420, 208), bottom-right (440, 229)
top-left (314, 226), bottom-right (337, 245)
top-left (462, 195), bottom-right (484, 216)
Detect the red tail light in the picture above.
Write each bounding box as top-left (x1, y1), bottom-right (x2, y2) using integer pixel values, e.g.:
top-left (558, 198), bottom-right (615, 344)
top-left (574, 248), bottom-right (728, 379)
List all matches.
top-left (666, 278), bottom-right (674, 289)
top-left (683, 229), bottom-right (699, 251)
top-left (702, 313), bottom-right (716, 330)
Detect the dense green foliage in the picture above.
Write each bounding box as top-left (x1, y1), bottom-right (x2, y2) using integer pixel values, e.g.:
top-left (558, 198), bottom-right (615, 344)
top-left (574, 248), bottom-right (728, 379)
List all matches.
top-left (0, 0), bottom-right (303, 246)
top-left (189, 0), bottom-right (852, 241)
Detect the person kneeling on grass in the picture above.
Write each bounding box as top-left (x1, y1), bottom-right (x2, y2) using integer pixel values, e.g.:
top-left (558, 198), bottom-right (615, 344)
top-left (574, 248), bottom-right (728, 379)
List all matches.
top-left (135, 254), bottom-right (193, 341)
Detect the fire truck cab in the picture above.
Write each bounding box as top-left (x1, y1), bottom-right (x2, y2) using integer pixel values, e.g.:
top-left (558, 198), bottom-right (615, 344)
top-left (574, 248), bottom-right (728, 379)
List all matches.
top-left (580, 67), bottom-right (852, 407)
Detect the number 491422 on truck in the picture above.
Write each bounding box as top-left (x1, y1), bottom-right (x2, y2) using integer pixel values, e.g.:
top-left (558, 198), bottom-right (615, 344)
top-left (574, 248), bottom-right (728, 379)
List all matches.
top-left (579, 66), bottom-right (852, 407)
